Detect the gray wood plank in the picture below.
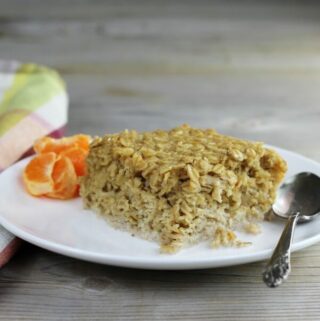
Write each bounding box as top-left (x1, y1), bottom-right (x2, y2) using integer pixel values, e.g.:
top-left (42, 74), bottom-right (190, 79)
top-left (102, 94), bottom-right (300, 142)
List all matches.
top-left (1, 243), bottom-right (320, 321)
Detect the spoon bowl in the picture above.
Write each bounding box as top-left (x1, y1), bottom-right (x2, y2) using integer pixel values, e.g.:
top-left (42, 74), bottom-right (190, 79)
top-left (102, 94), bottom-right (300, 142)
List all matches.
top-left (272, 172), bottom-right (320, 223)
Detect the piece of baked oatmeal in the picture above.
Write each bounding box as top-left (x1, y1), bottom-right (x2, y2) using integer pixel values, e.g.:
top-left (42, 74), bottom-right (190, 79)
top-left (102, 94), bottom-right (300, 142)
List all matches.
top-left (80, 125), bottom-right (287, 253)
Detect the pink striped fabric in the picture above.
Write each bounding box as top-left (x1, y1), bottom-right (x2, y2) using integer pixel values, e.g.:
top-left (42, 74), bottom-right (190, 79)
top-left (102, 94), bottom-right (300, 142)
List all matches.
top-left (0, 61), bottom-right (68, 267)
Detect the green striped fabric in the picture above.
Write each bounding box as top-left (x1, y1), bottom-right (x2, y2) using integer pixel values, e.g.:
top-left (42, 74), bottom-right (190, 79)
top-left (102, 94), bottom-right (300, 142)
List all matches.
top-left (0, 60), bottom-right (68, 268)
top-left (0, 63), bottom-right (66, 136)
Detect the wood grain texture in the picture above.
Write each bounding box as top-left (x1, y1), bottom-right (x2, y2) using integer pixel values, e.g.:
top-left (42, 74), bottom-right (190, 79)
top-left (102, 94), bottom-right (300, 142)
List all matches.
top-left (1, 0), bottom-right (320, 320)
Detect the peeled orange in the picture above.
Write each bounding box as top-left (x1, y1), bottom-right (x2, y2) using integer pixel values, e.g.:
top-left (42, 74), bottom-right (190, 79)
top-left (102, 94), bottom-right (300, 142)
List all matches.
top-left (23, 152), bottom-right (57, 196)
top-left (46, 156), bottom-right (78, 200)
top-left (60, 147), bottom-right (88, 177)
top-left (23, 133), bottom-right (91, 200)
top-left (34, 134), bottom-right (91, 155)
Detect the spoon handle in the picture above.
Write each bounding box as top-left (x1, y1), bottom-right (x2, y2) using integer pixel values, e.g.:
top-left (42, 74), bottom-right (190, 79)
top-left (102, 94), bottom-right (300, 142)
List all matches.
top-left (262, 212), bottom-right (300, 287)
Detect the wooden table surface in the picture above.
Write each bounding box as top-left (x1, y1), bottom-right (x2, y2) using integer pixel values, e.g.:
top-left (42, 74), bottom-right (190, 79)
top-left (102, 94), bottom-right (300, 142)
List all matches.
top-left (1, 1), bottom-right (320, 320)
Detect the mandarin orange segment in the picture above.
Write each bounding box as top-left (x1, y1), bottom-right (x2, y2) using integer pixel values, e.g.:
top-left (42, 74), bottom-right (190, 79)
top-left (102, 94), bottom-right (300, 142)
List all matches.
top-left (46, 156), bottom-right (78, 200)
top-left (23, 152), bottom-right (57, 196)
top-left (60, 147), bottom-right (88, 177)
top-left (34, 134), bottom-right (91, 155)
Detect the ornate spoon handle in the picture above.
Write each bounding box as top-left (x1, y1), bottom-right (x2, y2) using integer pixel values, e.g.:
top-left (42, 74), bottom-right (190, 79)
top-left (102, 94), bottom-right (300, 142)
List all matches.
top-left (262, 212), bottom-right (300, 288)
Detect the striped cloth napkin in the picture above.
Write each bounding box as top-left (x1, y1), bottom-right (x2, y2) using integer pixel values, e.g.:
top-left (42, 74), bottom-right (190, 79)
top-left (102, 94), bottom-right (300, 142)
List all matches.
top-left (0, 60), bottom-right (68, 267)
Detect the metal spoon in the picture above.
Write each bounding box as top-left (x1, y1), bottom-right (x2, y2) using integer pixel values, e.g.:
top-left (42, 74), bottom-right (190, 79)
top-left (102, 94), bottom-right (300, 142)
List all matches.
top-left (262, 172), bottom-right (320, 288)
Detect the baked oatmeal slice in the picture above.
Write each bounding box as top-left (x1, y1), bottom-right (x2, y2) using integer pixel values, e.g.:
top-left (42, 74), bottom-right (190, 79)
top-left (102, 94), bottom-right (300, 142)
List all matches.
top-left (80, 125), bottom-right (287, 253)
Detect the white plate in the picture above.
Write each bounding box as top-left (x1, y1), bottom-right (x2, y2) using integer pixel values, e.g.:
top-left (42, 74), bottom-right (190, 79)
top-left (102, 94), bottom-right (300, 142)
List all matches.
top-left (0, 147), bottom-right (320, 270)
